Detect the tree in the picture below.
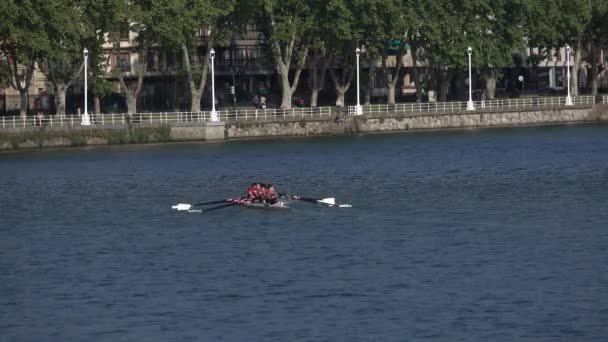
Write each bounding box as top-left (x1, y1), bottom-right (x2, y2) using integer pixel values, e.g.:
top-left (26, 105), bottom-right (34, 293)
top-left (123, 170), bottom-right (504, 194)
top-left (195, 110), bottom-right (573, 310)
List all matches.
top-left (402, 0), bottom-right (433, 102)
top-left (0, 0), bottom-right (48, 117)
top-left (256, 0), bottom-right (314, 109)
top-left (352, 0), bottom-right (386, 104)
top-left (84, 0), bottom-right (128, 114)
top-left (178, 0), bottom-right (237, 113)
top-left (317, 0), bottom-right (358, 105)
top-left (376, 1), bottom-right (411, 104)
top-left (523, 0), bottom-right (592, 96)
top-left (583, 0), bottom-right (608, 95)
top-left (559, 1), bottom-right (592, 96)
top-left (422, 1), bottom-right (468, 101)
top-left (40, 0), bottom-right (90, 117)
top-left (0, 1), bottom-right (16, 89)
top-left (114, 0), bottom-right (175, 114)
top-left (306, 39), bottom-right (332, 107)
top-left (465, 0), bottom-right (526, 99)
top-left (346, 0), bottom-right (408, 105)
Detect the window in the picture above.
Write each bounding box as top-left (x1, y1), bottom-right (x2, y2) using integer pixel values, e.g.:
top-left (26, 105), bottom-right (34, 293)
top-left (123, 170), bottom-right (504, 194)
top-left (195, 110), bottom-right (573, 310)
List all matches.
top-left (374, 70), bottom-right (385, 89)
top-left (147, 49), bottom-right (157, 71)
top-left (111, 53), bottom-right (131, 71)
top-left (119, 24), bottom-right (130, 41)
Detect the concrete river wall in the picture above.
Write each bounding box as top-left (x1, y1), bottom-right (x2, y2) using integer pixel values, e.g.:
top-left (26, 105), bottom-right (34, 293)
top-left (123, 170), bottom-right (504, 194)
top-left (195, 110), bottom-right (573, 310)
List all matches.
top-left (1, 105), bottom-right (607, 150)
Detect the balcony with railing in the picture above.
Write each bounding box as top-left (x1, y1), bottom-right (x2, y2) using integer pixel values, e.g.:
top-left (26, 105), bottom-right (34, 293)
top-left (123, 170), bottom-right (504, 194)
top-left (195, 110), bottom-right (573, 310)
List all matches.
top-left (214, 46), bottom-right (273, 74)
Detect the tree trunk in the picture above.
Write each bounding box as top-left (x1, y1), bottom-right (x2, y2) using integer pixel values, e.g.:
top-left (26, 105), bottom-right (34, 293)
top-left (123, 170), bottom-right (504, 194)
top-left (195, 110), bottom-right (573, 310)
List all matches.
top-left (279, 68), bottom-right (292, 109)
top-left (7, 59), bottom-right (34, 118)
top-left (383, 67), bottom-right (401, 105)
top-left (266, 19), bottom-right (308, 110)
top-left (19, 90), bottom-right (28, 118)
top-left (182, 41), bottom-right (210, 113)
top-left (311, 88), bottom-right (319, 107)
top-left (191, 89), bottom-right (202, 112)
top-left (571, 33), bottom-right (583, 96)
top-left (590, 43), bottom-right (598, 95)
top-left (308, 66), bottom-right (319, 107)
top-left (54, 86), bottom-right (67, 117)
top-left (307, 60), bottom-right (329, 108)
top-left (486, 77), bottom-right (496, 100)
top-left (336, 88), bottom-right (346, 104)
top-left (43, 59), bottom-right (84, 117)
top-left (117, 41), bottom-right (147, 114)
top-left (364, 61), bottom-right (375, 105)
top-left (328, 63), bottom-right (353, 107)
top-left (438, 68), bottom-right (450, 102)
top-left (126, 95), bottom-right (137, 114)
top-left (381, 42), bottom-right (406, 105)
top-left (439, 79), bottom-right (448, 102)
top-left (411, 42), bottom-right (422, 102)
top-left (387, 83), bottom-right (396, 104)
top-left (94, 96), bottom-right (101, 115)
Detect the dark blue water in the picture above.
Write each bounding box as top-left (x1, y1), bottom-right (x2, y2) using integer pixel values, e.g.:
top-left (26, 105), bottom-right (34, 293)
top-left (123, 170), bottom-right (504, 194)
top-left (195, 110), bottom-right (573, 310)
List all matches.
top-left (1, 125), bottom-right (608, 341)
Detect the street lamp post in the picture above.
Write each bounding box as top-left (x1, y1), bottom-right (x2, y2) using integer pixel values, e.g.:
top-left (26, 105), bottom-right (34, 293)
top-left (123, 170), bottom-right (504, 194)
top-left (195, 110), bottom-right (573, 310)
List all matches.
top-left (210, 48), bottom-right (218, 121)
top-left (565, 44), bottom-right (573, 106)
top-left (466, 46), bottom-right (475, 111)
top-left (355, 47), bottom-right (362, 115)
top-left (81, 48), bottom-right (91, 125)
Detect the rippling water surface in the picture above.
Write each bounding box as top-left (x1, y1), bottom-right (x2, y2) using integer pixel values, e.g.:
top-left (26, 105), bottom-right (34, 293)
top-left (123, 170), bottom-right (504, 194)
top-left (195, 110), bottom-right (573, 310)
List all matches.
top-left (1, 125), bottom-right (608, 341)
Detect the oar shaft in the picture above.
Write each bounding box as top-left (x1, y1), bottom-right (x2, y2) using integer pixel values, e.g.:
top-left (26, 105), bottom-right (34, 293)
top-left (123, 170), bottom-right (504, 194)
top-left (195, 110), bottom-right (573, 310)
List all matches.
top-left (201, 202), bottom-right (240, 212)
top-left (200, 198), bottom-right (249, 212)
top-left (193, 199), bottom-right (230, 206)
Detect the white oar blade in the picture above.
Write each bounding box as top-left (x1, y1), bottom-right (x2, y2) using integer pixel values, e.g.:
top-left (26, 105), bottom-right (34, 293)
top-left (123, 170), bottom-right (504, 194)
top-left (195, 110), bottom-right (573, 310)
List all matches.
top-left (319, 198), bottom-right (336, 205)
top-left (172, 203), bottom-right (192, 211)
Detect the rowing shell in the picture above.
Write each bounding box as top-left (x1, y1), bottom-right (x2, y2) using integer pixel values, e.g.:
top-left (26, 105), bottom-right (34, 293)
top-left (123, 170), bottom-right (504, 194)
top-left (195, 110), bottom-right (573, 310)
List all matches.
top-left (242, 200), bottom-right (292, 210)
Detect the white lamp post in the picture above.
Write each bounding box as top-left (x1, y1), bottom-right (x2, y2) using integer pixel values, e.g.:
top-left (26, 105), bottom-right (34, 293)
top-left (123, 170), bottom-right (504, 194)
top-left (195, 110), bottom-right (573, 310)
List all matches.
top-left (565, 44), bottom-right (573, 106)
top-left (355, 47), bottom-right (362, 115)
top-left (209, 48), bottom-right (218, 121)
top-left (466, 46), bottom-right (475, 111)
top-left (81, 48), bottom-right (91, 125)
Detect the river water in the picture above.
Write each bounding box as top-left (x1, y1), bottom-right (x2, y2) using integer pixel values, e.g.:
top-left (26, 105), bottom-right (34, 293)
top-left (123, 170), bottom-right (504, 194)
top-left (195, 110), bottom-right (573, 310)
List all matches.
top-left (1, 125), bottom-right (608, 341)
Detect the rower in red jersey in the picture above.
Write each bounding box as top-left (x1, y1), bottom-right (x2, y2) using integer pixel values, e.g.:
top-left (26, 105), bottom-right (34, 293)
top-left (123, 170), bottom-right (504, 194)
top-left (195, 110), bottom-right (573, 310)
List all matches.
top-left (247, 183), bottom-right (280, 204)
top-left (247, 183), bottom-right (264, 202)
top-left (262, 184), bottom-right (279, 204)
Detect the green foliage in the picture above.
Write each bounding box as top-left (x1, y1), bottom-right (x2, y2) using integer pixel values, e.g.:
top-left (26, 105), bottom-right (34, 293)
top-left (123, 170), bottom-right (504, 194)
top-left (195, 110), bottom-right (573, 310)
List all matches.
top-left (527, 54), bottom-right (544, 67)
top-left (523, 0), bottom-right (592, 48)
top-left (2, 0), bottom-right (608, 106)
top-left (90, 78), bottom-right (113, 99)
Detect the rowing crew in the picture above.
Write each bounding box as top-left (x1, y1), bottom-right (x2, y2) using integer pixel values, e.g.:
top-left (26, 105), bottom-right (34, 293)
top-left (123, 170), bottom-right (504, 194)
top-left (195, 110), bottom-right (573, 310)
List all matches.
top-left (246, 183), bottom-right (279, 205)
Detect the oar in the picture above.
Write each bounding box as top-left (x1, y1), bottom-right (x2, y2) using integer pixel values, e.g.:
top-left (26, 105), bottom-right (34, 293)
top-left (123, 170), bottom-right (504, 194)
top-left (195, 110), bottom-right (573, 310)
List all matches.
top-left (288, 195), bottom-right (352, 208)
top-left (172, 199), bottom-right (231, 211)
top-left (198, 201), bottom-right (242, 212)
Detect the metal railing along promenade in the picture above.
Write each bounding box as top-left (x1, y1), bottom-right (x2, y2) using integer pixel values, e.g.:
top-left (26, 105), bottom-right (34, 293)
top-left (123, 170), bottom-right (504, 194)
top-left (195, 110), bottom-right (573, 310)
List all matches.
top-left (603, 96), bottom-right (608, 104)
top-left (348, 96), bottom-right (596, 116)
top-left (0, 96), bottom-right (600, 130)
top-left (0, 106), bottom-right (333, 129)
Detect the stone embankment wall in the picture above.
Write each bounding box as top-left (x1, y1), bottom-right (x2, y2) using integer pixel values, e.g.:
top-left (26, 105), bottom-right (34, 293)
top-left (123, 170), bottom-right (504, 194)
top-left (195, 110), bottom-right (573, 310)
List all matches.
top-left (1, 105), bottom-right (606, 151)
top-left (356, 106), bottom-right (607, 133)
top-left (0, 126), bottom-right (172, 150)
